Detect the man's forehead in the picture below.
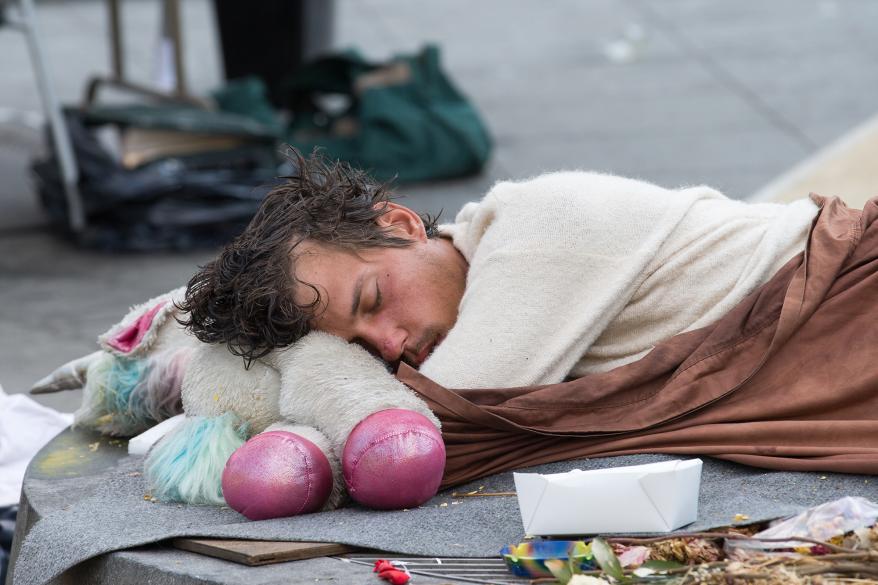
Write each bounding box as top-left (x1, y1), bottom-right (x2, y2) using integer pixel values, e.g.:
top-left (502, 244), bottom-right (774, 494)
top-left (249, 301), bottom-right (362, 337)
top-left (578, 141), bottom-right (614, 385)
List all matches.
top-left (291, 242), bottom-right (359, 316)
top-left (293, 239), bottom-right (367, 262)
top-left (293, 242), bottom-right (365, 279)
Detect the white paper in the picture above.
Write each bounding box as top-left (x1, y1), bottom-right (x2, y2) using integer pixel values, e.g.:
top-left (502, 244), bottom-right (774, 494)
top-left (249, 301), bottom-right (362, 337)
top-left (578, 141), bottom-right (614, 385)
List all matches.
top-left (0, 384), bottom-right (74, 507)
top-left (514, 459), bottom-right (702, 535)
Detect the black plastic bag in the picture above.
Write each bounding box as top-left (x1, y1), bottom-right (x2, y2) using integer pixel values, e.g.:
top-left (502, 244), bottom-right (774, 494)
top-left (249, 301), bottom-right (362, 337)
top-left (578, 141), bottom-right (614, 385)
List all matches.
top-left (0, 506), bottom-right (16, 585)
top-left (32, 109), bottom-right (281, 251)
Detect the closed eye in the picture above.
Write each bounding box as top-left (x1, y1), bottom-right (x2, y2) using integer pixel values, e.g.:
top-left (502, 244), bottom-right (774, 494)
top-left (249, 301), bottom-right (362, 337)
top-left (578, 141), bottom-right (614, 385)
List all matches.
top-left (372, 281), bottom-right (382, 312)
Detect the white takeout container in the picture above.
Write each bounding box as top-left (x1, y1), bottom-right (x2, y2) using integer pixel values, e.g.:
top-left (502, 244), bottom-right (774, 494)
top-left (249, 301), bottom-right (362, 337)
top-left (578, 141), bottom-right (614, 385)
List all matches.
top-left (513, 458), bottom-right (702, 535)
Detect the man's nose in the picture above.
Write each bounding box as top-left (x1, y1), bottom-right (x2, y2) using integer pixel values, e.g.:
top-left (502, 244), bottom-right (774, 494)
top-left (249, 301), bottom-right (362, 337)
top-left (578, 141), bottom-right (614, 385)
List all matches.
top-left (373, 327), bottom-right (405, 363)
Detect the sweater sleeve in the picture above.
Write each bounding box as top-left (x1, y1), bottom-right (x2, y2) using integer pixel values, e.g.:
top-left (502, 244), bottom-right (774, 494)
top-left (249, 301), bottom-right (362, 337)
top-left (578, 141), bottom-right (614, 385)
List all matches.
top-left (418, 171), bottom-right (714, 389)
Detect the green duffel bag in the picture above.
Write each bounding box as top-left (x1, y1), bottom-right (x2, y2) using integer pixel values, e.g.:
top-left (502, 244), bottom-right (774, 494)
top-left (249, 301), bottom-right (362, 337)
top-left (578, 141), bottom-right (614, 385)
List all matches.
top-left (282, 44), bottom-right (493, 183)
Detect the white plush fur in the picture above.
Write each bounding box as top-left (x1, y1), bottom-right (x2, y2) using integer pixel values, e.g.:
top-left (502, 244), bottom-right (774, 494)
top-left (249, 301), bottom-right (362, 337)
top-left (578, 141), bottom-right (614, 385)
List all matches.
top-left (99, 286), bottom-right (187, 359)
top-left (151, 315), bottom-right (199, 355)
top-left (266, 332), bottom-right (439, 457)
top-left (73, 351), bottom-right (115, 430)
top-left (263, 422), bottom-right (346, 510)
top-left (145, 413), bottom-right (247, 505)
top-left (182, 343), bottom-right (282, 434)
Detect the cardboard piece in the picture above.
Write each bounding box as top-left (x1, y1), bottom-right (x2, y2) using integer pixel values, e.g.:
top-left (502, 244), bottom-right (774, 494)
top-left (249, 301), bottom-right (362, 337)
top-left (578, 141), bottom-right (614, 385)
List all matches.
top-left (172, 538), bottom-right (358, 566)
top-left (514, 459), bottom-right (702, 535)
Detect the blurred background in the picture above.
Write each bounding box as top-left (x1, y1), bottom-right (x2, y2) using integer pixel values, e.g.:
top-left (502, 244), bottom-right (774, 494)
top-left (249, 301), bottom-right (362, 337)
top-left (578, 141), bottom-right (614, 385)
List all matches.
top-left (2, 0), bottom-right (878, 413)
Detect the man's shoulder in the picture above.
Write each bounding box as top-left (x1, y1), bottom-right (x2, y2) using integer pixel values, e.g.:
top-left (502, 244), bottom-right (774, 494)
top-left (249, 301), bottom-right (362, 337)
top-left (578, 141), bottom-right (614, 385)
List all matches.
top-left (486, 170), bottom-right (608, 197)
top-left (442, 170), bottom-right (705, 260)
top-left (480, 170), bottom-right (681, 209)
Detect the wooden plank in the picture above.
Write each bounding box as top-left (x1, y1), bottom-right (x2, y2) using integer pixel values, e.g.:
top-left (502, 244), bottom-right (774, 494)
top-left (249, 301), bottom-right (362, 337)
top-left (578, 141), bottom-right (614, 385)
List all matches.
top-left (172, 538), bottom-right (358, 566)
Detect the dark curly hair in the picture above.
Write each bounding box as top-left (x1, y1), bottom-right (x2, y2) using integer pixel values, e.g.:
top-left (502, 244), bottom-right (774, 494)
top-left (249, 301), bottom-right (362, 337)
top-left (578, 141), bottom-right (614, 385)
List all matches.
top-left (177, 149), bottom-right (439, 365)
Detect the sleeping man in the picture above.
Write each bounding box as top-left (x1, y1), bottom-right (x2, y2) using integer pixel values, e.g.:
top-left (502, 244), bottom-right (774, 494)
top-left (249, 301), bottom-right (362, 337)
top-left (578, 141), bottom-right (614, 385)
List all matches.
top-left (181, 151), bottom-right (817, 389)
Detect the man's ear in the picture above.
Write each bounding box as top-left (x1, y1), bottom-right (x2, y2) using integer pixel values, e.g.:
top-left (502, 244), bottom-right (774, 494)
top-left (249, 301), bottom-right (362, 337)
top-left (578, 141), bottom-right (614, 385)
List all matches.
top-left (374, 202), bottom-right (427, 242)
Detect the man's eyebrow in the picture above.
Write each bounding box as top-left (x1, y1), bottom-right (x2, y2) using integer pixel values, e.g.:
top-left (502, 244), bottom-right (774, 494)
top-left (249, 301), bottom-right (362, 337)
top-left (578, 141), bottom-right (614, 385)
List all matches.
top-left (350, 274), bottom-right (364, 317)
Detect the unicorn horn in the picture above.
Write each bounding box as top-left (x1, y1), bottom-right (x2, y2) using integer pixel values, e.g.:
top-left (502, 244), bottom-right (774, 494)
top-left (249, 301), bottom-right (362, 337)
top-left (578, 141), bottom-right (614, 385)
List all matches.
top-left (30, 351), bottom-right (103, 394)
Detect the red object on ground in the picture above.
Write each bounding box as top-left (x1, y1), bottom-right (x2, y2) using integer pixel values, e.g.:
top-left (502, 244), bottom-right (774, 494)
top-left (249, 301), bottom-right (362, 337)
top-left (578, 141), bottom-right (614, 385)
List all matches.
top-left (373, 560), bottom-right (411, 584)
top-left (373, 560), bottom-right (395, 573)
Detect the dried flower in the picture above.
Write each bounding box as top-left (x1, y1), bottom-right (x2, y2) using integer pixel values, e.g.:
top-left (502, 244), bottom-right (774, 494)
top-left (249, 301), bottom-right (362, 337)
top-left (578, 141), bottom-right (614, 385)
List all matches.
top-left (649, 538), bottom-right (722, 564)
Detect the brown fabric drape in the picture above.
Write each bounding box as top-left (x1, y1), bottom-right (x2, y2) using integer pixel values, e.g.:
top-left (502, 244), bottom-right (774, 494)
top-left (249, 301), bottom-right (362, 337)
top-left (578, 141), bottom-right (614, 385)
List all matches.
top-left (396, 195), bottom-right (878, 488)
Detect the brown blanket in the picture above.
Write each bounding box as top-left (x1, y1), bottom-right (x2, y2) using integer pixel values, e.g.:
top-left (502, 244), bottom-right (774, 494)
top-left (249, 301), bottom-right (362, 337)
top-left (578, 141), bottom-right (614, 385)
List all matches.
top-left (397, 195), bottom-right (878, 488)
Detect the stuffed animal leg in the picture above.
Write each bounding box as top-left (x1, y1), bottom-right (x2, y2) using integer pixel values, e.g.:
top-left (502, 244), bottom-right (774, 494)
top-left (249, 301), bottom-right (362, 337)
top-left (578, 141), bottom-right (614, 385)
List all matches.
top-left (267, 332), bottom-right (446, 510)
top-left (149, 341), bottom-right (345, 519)
top-left (221, 422), bottom-right (336, 520)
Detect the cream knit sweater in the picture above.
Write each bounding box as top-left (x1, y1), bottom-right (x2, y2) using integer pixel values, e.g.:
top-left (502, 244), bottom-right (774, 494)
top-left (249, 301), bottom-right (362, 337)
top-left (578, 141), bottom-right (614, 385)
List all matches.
top-left (419, 171), bottom-right (818, 389)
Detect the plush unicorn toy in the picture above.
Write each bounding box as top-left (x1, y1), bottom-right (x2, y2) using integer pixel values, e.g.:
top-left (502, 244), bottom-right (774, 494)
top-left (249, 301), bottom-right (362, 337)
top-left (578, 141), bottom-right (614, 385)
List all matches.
top-left (33, 287), bottom-right (446, 520)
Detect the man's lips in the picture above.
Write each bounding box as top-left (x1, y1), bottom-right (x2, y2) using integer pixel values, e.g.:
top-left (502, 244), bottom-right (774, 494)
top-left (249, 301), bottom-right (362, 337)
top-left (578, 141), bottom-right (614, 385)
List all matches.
top-left (406, 335), bottom-right (445, 367)
top-left (411, 333), bottom-right (446, 366)
top-left (414, 341), bottom-right (433, 366)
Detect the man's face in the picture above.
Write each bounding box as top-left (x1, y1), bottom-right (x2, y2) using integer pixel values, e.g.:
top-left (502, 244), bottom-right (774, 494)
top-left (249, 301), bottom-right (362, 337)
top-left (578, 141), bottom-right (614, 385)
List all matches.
top-left (292, 205), bottom-right (467, 367)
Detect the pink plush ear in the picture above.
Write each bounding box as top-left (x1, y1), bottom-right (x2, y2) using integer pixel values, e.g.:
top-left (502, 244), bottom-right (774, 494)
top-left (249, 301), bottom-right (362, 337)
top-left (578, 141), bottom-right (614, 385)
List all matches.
top-left (107, 301), bottom-right (167, 354)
